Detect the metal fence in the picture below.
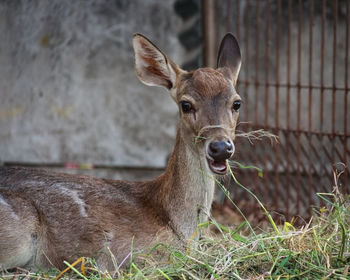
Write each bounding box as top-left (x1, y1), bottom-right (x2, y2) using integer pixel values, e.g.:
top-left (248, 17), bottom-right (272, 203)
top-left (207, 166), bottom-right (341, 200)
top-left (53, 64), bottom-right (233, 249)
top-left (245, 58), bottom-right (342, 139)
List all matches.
top-left (202, 0), bottom-right (350, 221)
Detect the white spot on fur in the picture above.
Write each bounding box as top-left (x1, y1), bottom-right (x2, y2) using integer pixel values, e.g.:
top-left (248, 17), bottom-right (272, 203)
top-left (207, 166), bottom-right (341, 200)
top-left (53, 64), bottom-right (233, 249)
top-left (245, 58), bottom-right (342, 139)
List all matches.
top-left (57, 185), bottom-right (88, 217)
top-left (0, 194), bottom-right (19, 220)
top-left (103, 230), bottom-right (114, 249)
top-left (169, 88), bottom-right (177, 100)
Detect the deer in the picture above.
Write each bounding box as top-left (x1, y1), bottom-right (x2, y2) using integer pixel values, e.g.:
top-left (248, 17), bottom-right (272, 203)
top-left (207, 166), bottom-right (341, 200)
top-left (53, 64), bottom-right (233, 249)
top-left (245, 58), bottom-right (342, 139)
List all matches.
top-left (0, 33), bottom-right (242, 271)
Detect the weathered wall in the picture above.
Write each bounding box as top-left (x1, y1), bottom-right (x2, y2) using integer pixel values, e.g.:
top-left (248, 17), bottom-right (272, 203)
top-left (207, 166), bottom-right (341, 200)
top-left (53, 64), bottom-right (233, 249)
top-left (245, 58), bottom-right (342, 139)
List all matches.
top-left (0, 0), bottom-right (198, 169)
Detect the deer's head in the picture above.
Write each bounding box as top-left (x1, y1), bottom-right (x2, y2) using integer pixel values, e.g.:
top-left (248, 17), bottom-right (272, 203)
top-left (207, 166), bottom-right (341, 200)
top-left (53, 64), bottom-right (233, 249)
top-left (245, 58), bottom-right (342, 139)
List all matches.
top-left (133, 33), bottom-right (241, 175)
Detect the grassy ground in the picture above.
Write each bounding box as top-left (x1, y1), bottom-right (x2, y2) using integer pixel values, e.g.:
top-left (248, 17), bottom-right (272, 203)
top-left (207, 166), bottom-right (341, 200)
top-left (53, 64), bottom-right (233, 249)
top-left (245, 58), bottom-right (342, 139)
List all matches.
top-left (1, 167), bottom-right (349, 279)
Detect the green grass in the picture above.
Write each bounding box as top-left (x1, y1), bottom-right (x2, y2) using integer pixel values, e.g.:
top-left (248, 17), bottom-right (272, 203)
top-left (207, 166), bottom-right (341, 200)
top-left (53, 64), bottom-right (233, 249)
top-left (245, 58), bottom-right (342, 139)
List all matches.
top-left (1, 168), bottom-right (349, 279)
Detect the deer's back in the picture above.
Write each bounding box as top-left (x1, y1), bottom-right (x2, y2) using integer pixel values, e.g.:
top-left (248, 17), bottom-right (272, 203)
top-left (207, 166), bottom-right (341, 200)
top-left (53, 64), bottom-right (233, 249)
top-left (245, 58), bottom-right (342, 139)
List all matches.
top-left (0, 166), bottom-right (168, 270)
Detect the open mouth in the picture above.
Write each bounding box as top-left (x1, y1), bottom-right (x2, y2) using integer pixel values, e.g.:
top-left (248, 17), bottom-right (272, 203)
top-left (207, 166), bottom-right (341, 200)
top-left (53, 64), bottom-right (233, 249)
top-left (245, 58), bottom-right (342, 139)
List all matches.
top-left (207, 158), bottom-right (228, 175)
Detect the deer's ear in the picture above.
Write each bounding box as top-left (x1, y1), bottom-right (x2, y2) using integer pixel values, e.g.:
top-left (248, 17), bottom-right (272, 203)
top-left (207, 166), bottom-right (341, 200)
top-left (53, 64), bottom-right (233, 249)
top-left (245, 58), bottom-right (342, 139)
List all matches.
top-left (217, 33), bottom-right (241, 85)
top-left (133, 34), bottom-right (180, 90)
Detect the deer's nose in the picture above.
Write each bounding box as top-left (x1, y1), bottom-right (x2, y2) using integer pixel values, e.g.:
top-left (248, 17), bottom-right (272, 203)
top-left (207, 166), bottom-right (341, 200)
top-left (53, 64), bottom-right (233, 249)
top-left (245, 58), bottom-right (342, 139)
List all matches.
top-left (208, 140), bottom-right (234, 161)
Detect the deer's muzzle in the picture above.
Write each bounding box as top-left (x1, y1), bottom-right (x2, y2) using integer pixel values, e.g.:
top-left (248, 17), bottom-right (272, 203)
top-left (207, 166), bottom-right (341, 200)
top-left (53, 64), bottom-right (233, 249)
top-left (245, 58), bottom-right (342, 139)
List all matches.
top-left (206, 140), bottom-right (234, 175)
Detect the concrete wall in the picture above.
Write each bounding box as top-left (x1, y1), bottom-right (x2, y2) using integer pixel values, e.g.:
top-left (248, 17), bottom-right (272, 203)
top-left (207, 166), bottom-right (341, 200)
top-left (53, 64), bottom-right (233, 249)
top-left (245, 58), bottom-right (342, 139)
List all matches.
top-left (0, 0), bottom-right (200, 170)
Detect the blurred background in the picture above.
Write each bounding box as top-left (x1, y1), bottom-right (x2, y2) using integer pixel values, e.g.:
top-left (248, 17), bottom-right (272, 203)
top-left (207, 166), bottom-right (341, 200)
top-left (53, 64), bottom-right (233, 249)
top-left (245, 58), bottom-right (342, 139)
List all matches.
top-left (0, 0), bottom-right (349, 224)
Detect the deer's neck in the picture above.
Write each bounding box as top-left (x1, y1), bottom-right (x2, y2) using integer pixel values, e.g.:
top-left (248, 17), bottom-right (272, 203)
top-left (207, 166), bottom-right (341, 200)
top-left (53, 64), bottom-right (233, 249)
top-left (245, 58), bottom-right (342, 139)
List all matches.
top-left (152, 129), bottom-right (216, 240)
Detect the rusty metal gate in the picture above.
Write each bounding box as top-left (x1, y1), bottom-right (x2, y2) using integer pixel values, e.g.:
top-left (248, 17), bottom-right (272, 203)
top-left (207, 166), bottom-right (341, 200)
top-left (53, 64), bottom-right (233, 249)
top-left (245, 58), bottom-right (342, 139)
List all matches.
top-left (202, 0), bottom-right (350, 221)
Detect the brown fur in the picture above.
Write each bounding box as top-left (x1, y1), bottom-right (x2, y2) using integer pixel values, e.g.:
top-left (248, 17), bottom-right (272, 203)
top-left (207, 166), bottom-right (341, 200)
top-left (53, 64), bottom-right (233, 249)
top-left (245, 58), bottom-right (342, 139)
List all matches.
top-left (192, 68), bottom-right (228, 97)
top-left (0, 33), bottom-right (242, 272)
top-left (0, 167), bottom-right (171, 270)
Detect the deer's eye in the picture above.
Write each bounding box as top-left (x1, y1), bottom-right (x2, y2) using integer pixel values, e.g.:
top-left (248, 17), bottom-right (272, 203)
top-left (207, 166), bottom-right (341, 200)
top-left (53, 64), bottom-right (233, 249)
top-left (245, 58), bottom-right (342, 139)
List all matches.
top-left (180, 101), bottom-right (193, 113)
top-left (232, 100), bottom-right (241, 111)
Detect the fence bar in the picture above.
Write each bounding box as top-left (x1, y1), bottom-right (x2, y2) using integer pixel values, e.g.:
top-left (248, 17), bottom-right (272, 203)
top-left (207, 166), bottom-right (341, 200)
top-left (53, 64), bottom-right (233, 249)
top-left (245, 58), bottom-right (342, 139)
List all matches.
top-left (320, 0), bottom-right (326, 131)
top-left (345, 0), bottom-right (349, 187)
top-left (214, 0), bottom-right (221, 54)
top-left (262, 125), bottom-right (348, 138)
top-left (235, 0), bottom-right (240, 41)
top-left (254, 0), bottom-right (260, 126)
top-left (244, 0), bottom-right (250, 123)
top-left (275, 1), bottom-right (280, 130)
top-left (264, 0), bottom-right (270, 127)
top-left (243, 0), bottom-right (260, 195)
top-left (307, 0), bottom-right (314, 214)
top-left (238, 81), bottom-right (350, 93)
top-left (332, 0), bottom-right (338, 138)
top-left (202, 0), bottom-right (215, 68)
top-left (226, 0), bottom-right (231, 33)
top-left (262, 0), bottom-right (271, 200)
top-left (296, 0), bottom-right (302, 214)
top-left (286, 0), bottom-right (292, 218)
top-left (274, 0), bottom-right (281, 211)
top-left (234, 0), bottom-right (241, 201)
top-left (308, 0), bottom-right (313, 132)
